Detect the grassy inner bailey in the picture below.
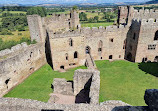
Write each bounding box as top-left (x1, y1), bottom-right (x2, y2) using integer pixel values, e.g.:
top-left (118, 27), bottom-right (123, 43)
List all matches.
top-left (4, 65), bottom-right (87, 102)
top-left (97, 60), bottom-right (158, 106)
top-left (4, 60), bottom-right (158, 106)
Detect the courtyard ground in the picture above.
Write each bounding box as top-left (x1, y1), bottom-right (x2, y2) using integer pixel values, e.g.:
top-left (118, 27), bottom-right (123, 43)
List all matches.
top-left (4, 60), bottom-right (158, 106)
top-left (4, 65), bottom-right (87, 102)
top-left (97, 60), bottom-right (158, 106)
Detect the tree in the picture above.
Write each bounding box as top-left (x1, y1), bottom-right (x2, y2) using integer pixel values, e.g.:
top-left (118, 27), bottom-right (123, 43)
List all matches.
top-left (27, 7), bottom-right (47, 17)
top-left (79, 12), bottom-right (88, 21)
top-left (94, 16), bottom-right (99, 22)
top-left (72, 6), bottom-right (78, 10)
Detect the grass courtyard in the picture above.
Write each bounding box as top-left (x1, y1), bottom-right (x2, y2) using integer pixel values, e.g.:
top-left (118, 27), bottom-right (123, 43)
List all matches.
top-left (4, 60), bottom-right (158, 106)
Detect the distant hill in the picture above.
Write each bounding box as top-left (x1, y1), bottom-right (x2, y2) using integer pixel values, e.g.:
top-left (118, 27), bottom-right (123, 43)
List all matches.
top-left (146, 0), bottom-right (158, 4)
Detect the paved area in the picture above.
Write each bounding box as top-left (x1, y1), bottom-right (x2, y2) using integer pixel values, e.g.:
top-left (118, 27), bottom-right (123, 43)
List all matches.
top-left (48, 93), bottom-right (75, 104)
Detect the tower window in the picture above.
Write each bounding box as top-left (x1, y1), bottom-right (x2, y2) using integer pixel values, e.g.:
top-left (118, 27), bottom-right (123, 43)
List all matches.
top-left (69, 38), bottom-right (73, 46)
top-left (74, 51), bottom-right (78, 58)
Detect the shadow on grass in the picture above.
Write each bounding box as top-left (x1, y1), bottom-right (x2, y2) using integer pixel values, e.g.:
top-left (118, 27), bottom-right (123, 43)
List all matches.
top-left (138, 62), bottom-right (158, 77)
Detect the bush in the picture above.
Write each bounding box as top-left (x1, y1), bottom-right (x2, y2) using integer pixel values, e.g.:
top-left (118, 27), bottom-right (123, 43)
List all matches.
top-left (0, 29), bottom-right (13, 35)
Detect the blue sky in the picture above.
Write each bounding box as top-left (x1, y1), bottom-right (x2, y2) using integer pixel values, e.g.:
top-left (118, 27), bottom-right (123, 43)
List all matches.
top-left (0, 0), bottom-right (150, 4)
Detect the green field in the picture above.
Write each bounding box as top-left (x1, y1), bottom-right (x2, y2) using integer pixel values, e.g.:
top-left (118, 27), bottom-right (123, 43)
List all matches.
top-left (0, 30), bottom-right (30, 42)
top-left (4, 65), bottom-right (87, 102)
top-left (81, 22), bottom-right (114, 28)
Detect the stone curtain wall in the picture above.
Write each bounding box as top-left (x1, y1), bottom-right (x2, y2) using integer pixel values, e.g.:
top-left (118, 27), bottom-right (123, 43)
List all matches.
top-left (0, 43), bottom-right (46, 97)
top-left (73, 69), bottom-right (100, 105)
top-left (0, 89), bottom-right (158, 111)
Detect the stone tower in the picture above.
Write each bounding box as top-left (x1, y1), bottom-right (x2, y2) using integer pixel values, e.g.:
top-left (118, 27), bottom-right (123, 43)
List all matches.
top-left (27, 15), bottom-right (45, 42)
top-left (117, 6), bottom-right (134, 25)
top-left (70, 10), bottom-right (80, 29)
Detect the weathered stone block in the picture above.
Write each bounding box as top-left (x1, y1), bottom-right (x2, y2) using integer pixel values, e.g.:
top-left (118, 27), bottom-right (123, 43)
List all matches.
top-left (53, 78), bottom-right (73, 95)
top-left (144, 89), bottom-right (158, 111)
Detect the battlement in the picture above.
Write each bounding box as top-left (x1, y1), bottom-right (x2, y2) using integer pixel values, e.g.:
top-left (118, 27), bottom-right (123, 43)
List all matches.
top-left (81, 24), bottom-right (126, 33)
top-left (48, 24), bottom-right (128, 39)
top-left (134, 9), bottom-right (158, 13)
top-left (43, 13), bottom-right (70, 25)
top-left (133, 8), bottom-right (158, 20)
top-left (141, 18), bottom-right (158, 25)
top-left (49, 30), bottom-right (82, 39)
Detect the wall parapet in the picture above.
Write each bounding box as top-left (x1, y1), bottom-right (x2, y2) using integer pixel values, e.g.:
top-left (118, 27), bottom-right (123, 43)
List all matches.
top-left (0, 42), bottom-right (28, 58)
top-left (1, 89), bottom-right (158, 111)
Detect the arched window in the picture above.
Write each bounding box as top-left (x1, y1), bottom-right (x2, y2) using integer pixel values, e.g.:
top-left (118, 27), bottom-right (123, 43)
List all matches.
top-left (154, 31), bottom-right (158, 40)
top-left (98, 40), bottom-right (103, 52)
top-left (69, 38), bottom-right (73, 46)
top-left (65, 53), bottom-right (68, 60)
top-left (74, 51), bottom-right (78, 58)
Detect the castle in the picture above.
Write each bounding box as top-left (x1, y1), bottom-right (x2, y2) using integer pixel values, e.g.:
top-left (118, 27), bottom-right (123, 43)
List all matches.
top-left (27, 6), bottom-right (158, 71)
top-left (0, 6), bottom-right (158, 111)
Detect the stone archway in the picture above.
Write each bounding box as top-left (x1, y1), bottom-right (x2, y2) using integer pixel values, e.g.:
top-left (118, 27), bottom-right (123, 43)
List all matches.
top-left (85, 46), bottom-right (91, 54)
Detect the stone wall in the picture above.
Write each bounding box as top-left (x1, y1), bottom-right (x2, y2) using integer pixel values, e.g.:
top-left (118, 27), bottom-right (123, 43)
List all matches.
top-left (1, 88), bottom-right (157, 111)
top-left (0, 42), bottom-right (46, 97)
top-left (135, 18), bottom-right (158, 62)
top-left (49, 25), bottom-right (128, 71)
top-left (74, 69), bottom-right (100, 105)
top-left (27, 15), bottom-right (45, 42)
top-left (0, 98), bottom-right (131, 111)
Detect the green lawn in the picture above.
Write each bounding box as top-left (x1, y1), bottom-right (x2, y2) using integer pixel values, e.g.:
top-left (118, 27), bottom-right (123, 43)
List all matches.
top-left (4, 60), bottom-right (158, 106)
top-left (4, 64), bottom-right (87, 102)
top-left (97, 60), bottom-right (158, 106)
top-left (81, 22), bottom-right (114, 28)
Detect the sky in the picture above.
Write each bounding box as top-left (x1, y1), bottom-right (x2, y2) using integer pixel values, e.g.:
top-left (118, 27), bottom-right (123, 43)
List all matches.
top-left (0, 0), bottom-right (151, 5)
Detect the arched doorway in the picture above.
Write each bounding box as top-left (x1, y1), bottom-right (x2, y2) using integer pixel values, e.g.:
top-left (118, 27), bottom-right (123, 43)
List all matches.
top-left (85, 46), bottom-right (91, 54)
top-left (127, 53), bottom-right (132, 61)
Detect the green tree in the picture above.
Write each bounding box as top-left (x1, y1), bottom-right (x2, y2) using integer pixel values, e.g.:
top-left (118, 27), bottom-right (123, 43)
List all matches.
top-left (72, 6), bottom-right (78, 10)
top-left (27, 7), bottom-right (47, 17)
top-left (94, 16), bottom-right (99, 22)
top-left (79, 12), bottom-right (88, 21)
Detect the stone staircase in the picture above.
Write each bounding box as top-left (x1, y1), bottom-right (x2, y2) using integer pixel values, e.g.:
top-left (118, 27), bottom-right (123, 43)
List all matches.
top-left (85, 54), bottom-right (96, 69)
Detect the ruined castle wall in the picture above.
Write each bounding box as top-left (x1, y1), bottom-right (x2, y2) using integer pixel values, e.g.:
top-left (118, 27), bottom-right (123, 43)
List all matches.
top-left (133, 9), bottom-right (158, 20)
top-left (70, 10), bottom-right (80, 29)
top-left (43, 14), bottom-right (70, 32)
top-left (48, 25), bottom-right (128, 71)
top-left (82, 25), bottom-right (128, 61)
top-left (135, 19), bottom-right (158, 62)
top-left (0, 97), bottom-right (151, 111)
top-left (27, 15), bottom-right (45, 42)
top-left (125, 19), bottom-right (141, 62)
top-left (49, 34), bottom-right (85, 71)
top-left (73, 69), bottom-right (100, 105)
top-left (0, 43), bottom-right (46, 97)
